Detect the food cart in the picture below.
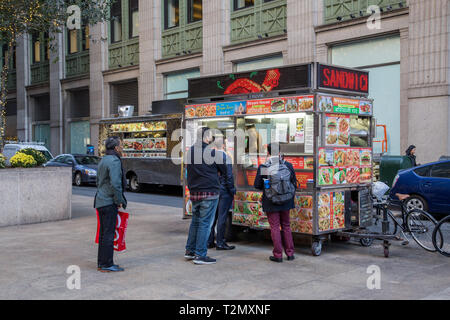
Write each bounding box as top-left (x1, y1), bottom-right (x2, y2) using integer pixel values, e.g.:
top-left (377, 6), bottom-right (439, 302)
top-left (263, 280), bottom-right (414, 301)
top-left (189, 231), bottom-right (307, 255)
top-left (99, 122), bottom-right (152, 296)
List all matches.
top-left (99, 112), bottom-right (183, 191)
top-left (182, 63), bottom-right (375, 256)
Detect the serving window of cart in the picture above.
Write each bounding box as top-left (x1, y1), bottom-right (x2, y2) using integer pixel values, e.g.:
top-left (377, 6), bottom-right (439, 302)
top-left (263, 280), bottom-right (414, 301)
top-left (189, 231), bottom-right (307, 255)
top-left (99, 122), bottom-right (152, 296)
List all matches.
top-left (182, 63), bottom-right (375, 256)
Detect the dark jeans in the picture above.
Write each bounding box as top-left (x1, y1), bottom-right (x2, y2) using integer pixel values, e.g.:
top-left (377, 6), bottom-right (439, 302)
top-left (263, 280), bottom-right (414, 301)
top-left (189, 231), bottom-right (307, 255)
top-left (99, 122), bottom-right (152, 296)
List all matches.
top-left (208, 193), bottom-right (234, 247)
top-left (266, 210), bottom-right (295, 259)
top-left (97, 204), bottom-right (118, 268)
top-left (186, 198), bottom-right (219, 257)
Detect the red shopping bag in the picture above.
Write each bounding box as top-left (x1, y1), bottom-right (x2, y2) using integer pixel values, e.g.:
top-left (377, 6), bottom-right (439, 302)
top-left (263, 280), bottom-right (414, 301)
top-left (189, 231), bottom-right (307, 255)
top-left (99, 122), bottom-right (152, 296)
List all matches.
top-left (95, 210), bottom-right (129, 252)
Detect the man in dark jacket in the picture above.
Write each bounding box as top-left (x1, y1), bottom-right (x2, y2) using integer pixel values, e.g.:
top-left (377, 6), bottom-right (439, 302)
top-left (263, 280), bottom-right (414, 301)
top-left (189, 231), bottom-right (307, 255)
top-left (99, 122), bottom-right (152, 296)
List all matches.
top-left (185, 127), bottom-right (228, 265)
top-left (208, 137), bottom-right (236, 250)
top-left (94, 136), bottom-right (127, 272)
top-left (254, 143), bottom-right (297, 263)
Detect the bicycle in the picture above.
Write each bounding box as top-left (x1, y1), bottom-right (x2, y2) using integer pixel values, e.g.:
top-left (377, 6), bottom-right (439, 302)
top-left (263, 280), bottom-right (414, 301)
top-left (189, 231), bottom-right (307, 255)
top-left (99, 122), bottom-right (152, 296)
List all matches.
top-left (432, 215), bottom-right (450, 257)
top-left (373, 193), bottom-right (443, 253)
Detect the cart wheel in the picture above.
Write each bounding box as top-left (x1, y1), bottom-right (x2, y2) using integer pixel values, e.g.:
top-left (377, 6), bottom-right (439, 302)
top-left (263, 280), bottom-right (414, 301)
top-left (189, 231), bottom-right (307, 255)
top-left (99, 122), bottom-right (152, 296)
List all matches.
top-left (384, 247), bottom-right (389, 258)
top-left (311, 241), bottom-right (322, 256)
top-left (360, 238), bottom-right (374, 247)
top-left (383, 241), bottom-right (390, 258)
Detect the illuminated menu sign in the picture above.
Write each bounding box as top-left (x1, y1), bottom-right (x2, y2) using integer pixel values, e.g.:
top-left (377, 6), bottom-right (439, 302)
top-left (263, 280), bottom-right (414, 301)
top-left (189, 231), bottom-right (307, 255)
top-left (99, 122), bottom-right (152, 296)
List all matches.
top-left (317, 64), bottom-right (369, 95)
top-left (188, 64), bottom-right (312, 99)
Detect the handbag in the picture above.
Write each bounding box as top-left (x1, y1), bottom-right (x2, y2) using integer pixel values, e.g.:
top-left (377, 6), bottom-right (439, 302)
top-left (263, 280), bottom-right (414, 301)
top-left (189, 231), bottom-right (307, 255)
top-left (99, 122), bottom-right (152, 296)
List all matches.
top-left (95, 210), bottom-right (129, 252)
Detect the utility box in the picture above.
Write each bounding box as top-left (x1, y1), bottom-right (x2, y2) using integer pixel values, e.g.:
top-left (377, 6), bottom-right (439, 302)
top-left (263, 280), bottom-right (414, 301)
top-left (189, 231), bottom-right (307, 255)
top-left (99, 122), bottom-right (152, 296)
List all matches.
top-left (379, 155), bottom-right (413, 187)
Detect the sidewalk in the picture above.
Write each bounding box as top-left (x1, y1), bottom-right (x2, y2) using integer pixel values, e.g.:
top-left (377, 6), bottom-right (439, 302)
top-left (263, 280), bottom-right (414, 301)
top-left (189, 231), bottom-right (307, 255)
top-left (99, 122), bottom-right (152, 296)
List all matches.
top-left (1, 194), bottom-right (450, 300)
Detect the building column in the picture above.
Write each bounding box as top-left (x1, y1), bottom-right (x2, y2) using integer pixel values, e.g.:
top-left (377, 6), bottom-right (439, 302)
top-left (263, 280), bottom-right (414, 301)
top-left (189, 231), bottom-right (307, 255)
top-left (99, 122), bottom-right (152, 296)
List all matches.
top-left (89, 22), bottom-right (108, 154)
top-left (49, 32), bottom-right (64, 156)
top-left (15, 34), bottom-right (30, 142)
top-left (400, 27), bottom-right (409, 154)
top-left (286, 0), bottom-right (318, 64)
top-left (138, 0), bottom-right (159, 113)
top-left (202, 0), bottom-right (227, 76)
top-left (407, 0), bottom-right (450, 163)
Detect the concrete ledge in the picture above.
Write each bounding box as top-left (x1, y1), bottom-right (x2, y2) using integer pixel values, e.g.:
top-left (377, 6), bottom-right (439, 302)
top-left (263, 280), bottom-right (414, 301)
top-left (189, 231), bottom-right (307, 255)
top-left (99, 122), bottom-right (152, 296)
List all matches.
top-left (0, 167), bottom-right (72, 227)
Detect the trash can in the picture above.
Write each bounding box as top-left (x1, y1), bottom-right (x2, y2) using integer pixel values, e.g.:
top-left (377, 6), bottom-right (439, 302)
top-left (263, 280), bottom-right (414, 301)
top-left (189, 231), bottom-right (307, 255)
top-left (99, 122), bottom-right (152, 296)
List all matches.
top-left (379, 155), bottom-right (413, 187)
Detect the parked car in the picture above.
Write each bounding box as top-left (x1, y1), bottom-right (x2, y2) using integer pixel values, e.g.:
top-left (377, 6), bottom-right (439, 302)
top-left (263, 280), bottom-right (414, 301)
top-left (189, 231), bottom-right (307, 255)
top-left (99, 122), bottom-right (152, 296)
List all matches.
top-left (2, 142), bottom-right (53, 166)
top-left (44, 154), bottom-right (100, 186)
top-left (390, 160), bottom-right (450, 215)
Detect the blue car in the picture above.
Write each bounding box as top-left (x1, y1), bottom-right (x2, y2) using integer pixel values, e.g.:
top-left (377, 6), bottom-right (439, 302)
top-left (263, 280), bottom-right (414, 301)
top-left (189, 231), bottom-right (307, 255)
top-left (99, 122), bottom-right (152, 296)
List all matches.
top-left (44, 154), bottom-right (100, 186)
top-left (390, 160), bottom-right (450, 214)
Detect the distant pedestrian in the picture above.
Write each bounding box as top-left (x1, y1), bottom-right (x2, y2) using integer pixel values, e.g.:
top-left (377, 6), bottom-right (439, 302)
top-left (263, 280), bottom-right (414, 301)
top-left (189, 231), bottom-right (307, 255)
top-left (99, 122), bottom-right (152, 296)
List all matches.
top-left (406, 145), bottom-right (419, 167)
top-left (184, 127), bottom-right (228, 265)
top-left (208, 137), bottom-right (236, 251)
top-left (94, 136), bottom-right (127, 272)
top-left (254, 143), bottom-right (297, 263)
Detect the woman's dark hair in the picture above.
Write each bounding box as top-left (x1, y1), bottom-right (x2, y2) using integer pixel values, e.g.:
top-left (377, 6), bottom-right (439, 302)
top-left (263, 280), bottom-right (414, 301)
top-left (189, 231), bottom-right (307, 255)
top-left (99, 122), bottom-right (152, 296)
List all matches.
top-left (406, 145), bottom-right (416, 155)
top-left (105, 136), bottom-right (121, 150)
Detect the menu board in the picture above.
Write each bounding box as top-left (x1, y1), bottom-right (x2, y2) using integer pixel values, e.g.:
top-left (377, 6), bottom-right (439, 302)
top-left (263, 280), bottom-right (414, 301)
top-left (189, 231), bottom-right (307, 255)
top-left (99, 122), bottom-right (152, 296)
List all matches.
top-left (110, 121), bottom-right (167, 132)
top-left (318, 191), bottom-right (346, 232)
top-left (283, 156), bottom-right (314, 170)
top-left (185, 103), bottom-right (217, 119)
top-left (123, 138), bottom-right (167, 152)
top-left (304, 114), bottom-right (314, 153)
top-left (290, 194), bottom-right (313, 234)
top-left (318, 147), bottom-right (372, 185)
top-left (325, 113), bottom-right (350, 147)
top-left (233, 192), bottom-right (269, 228)
top-left (318, 95), bottom-right (372, 115)
top-left (185, 95), bottom-right (315, 118)
top-left (295, 172), bottom-right (314, 189)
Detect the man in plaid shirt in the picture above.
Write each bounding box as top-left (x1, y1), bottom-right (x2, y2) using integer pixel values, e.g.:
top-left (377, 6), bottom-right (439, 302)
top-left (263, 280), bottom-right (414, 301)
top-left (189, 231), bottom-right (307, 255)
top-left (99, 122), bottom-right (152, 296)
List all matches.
top-left (184, 127), bottom-right (228, 265)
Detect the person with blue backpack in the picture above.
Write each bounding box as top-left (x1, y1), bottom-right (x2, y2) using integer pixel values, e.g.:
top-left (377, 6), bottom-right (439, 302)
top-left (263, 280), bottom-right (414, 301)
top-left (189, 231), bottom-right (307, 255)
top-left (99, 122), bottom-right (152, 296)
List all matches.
top-left (254, 143), bottom-right (298, 263)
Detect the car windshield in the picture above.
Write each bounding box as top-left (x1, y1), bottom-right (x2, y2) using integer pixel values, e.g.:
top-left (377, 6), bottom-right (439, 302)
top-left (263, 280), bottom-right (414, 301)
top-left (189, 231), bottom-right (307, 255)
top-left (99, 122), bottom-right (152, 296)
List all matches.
top-left (41, 151), bottom-right (53, 161)
top-left (75, 156), bottom-right (100, 165)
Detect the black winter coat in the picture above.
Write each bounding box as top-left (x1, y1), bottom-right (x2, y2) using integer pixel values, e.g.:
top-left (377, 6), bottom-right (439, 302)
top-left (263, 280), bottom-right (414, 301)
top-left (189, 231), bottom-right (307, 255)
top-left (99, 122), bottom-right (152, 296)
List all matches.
top-left (186, 142), bottom-right (228, 194)
top-left (254, 157), bottom-right (297, 213)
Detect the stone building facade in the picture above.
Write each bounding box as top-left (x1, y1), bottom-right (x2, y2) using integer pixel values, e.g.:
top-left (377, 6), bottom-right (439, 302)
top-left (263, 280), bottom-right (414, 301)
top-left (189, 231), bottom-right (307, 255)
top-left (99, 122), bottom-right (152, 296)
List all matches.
top-left (3, 0), bottom-right (449, 164)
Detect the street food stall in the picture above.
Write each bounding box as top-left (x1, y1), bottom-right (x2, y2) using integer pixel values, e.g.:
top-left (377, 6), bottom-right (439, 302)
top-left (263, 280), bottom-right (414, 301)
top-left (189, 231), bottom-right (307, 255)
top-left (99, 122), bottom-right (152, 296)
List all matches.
top-left (99, 110), bottom-right (183, 191)
top-left (182, 63), bottom-right (375, 256)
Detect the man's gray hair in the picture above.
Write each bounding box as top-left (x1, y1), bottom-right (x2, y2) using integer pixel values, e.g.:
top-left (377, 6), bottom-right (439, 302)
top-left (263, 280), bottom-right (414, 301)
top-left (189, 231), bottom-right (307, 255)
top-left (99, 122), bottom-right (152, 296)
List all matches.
top-left (105, 136), bottom-right (121, 150)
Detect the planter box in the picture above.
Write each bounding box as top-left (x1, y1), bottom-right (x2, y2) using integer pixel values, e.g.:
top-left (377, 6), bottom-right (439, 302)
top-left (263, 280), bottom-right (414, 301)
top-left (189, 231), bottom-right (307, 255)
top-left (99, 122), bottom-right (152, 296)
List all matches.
top-left (0, 167), bottom-right (72, 227)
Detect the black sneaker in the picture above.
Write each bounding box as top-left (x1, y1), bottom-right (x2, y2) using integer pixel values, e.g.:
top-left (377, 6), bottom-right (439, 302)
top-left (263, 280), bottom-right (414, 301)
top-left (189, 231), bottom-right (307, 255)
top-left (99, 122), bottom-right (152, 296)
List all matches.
top-left (269, 256), bottom-right (283, 263)
top-left (287, 255), bottom-right (295, 261)
top-left (193, 256), bottom-right (217, 265)
top-left (184, 250), bottom-right (196, 260)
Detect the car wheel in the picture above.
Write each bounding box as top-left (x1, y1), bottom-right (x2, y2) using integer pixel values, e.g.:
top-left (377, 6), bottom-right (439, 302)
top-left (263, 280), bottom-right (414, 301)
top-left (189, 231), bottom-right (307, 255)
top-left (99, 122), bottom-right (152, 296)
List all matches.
top-left (129, 174), bottom-right (140, 192)
top-left (74, 172), bottom-right (83, 187)
top-left (405, 195), bottom-right (429, 212)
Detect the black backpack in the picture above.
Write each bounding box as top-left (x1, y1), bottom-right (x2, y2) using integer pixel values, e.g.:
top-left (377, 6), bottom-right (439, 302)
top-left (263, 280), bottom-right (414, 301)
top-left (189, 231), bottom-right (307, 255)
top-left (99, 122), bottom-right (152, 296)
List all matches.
top-left (263, 157), bottom-right (296, 205)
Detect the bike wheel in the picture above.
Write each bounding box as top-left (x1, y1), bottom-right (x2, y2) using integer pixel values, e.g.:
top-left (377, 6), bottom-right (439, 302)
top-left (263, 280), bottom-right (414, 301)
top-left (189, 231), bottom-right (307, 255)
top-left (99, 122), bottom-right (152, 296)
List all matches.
top-left (406, 209), bottom-right (439, 252)
top-left (433, 216), bottom-right (450, 257)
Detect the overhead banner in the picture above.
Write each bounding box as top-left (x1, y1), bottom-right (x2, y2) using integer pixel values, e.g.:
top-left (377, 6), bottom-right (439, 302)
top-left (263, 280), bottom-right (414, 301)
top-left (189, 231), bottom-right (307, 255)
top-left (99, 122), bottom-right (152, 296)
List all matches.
top-left (188, 64), bottom-right (312, 98)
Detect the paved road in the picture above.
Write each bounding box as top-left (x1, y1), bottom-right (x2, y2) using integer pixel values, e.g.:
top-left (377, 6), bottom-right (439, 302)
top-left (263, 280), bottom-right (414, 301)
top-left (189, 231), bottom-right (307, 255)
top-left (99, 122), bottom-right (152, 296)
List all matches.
top-left (72, 186), bottom-right (183, 218)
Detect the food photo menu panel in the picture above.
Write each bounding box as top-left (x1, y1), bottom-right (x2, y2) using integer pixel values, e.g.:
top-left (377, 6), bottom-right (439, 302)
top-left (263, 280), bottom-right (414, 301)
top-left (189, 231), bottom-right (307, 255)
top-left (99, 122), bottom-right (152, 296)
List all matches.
top-left (318, 147), bottom-right (372, 186)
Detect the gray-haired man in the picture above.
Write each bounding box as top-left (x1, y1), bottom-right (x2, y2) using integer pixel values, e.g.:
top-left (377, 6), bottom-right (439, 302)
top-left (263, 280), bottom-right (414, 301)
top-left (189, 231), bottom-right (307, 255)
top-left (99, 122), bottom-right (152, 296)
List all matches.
top-left (94, 136), bottom-right (128, 272)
